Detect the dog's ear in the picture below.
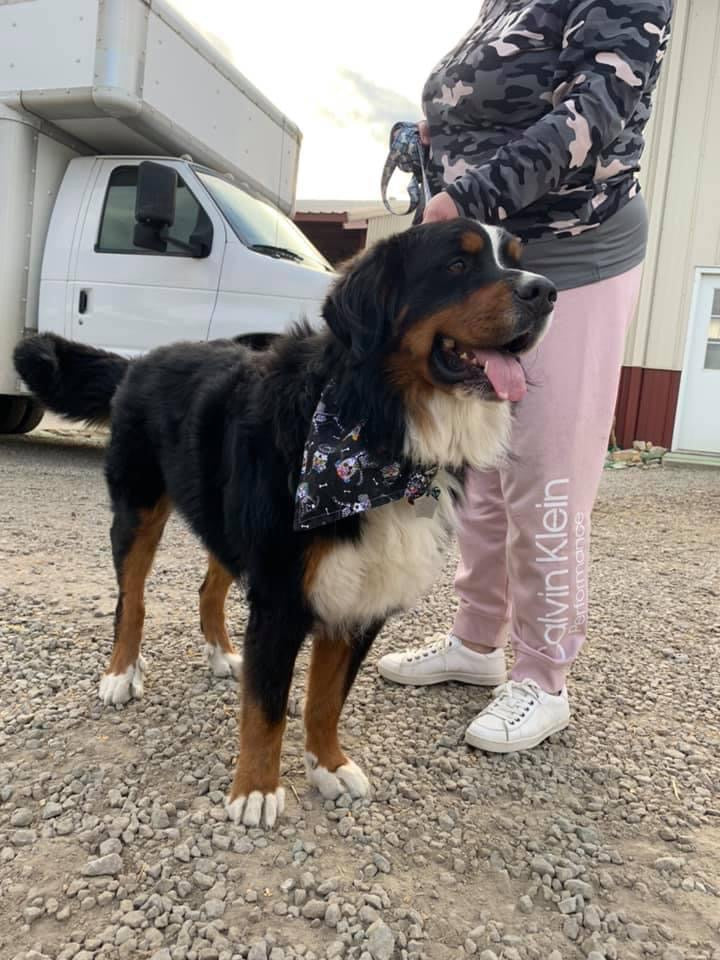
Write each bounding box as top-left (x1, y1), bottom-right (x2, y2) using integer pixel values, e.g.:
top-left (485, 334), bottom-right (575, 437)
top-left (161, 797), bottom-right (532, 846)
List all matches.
top-left (323, 236), bottom-right (404, 363)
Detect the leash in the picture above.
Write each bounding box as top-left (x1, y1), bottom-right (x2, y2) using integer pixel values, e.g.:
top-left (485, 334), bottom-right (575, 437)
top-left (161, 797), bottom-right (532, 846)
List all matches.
top-left (381, 121), bottom-right (433, 216)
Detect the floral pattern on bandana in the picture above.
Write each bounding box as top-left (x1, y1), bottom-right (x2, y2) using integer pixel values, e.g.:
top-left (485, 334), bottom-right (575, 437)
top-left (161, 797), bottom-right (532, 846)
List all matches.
top-left (294, 381), bottom-right (440, 531)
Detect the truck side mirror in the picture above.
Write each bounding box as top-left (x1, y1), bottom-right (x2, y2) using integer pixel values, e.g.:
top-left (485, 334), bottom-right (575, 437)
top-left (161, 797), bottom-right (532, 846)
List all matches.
top-left (136, 161), bottom-right (177, 227)
top-left (133, 162), bottom-right (177, 252)
top-left (133, 221), bottom-right (167, 253)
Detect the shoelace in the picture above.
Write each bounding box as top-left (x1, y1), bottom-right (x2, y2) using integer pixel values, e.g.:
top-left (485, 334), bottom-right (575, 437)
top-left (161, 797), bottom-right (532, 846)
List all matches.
top-left (484, 679), bottom-right (542, 725)
top-left (403, 635), bottom-right (454, 663)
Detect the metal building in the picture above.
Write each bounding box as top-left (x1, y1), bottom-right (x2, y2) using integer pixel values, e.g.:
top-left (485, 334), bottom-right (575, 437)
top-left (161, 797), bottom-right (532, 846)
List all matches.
top-left (619, 0), bottom-right (720, 463)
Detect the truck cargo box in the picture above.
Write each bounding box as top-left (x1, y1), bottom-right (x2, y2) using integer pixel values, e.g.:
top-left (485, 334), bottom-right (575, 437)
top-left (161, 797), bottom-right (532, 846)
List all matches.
top-left (0, 0), bottom-right (300, 214)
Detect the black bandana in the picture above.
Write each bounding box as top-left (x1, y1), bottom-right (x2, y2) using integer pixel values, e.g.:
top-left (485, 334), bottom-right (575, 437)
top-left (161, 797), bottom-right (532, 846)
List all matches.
top-left (294, 381), bottom-right (440, 531)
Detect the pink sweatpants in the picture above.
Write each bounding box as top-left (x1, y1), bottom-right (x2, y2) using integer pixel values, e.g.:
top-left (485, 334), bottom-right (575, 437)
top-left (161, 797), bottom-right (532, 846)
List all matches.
top-left (453, 265), bottom-right (643, 693)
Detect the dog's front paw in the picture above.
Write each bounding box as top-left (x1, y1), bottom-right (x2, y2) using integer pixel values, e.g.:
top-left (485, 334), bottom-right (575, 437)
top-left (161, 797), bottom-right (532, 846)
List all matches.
top-left (206, 643), bottom-right (243, 679)
top-left (98, 656), bottom-right (146, 705)
top-left (305, 752), bottom-right (371, 800)
top-left (225, 787), bottom-right (285, 829)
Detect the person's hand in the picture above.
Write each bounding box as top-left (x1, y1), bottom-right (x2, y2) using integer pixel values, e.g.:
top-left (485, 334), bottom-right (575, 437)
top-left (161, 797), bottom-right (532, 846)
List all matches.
top-left (418, 120), bottom-right (430, 146)
top-left (422, 191), bottom-right (460, 223)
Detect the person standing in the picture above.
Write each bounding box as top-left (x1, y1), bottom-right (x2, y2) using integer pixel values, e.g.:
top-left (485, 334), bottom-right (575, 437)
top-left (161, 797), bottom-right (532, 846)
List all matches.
top-left (378, 0), bottom-right (674, 752)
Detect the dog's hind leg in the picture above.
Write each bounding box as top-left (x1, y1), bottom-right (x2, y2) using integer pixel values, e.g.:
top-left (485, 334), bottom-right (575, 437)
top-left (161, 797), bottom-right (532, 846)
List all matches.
top-left (99, 496), bottom-right (171, 705)
top-left (226, 594), bottom-right (309, 829)
top-left (199, 554), bottom-right (242, 678)
top-left (304, 620), bottom-right (384, 801)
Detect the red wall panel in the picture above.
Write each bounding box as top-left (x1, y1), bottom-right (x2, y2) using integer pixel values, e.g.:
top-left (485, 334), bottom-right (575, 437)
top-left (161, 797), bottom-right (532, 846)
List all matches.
top-left (615, 367), bottom-right (682, 449)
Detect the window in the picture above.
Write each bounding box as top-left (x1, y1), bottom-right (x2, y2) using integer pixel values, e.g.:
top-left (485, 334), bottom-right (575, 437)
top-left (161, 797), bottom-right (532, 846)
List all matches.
top-left (705, 287), bottom-right (720, 371)
top-left (196, 168), bottom-right (332, 273)
top-left (96, 166), bottom-right (212, 256)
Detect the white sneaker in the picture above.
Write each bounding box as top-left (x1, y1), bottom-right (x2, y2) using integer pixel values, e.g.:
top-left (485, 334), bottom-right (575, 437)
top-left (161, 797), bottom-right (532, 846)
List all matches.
top-left (465, 679), bottom-right (570, 753)
top-left (377, 634), bottom-right (507, 687)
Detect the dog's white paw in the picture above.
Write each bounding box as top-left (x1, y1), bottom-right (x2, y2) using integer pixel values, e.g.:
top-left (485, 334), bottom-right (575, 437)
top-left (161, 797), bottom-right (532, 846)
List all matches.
top-left (225, 787), bottom-right (285, 829)
top-left (305, 752), bottom-right (371, 800)
top-left (99, 656), bottom-right (146, 706)
top-left (206, 643), bottom-right (243, 679)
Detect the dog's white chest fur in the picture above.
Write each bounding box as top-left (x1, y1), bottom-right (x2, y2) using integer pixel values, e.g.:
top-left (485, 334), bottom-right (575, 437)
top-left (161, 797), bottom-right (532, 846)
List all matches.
top-left (308, 394), bottom-right (510, 627)
top-left (403, 390), bottom-right (511, 472)
top-left (308, 469), bottom-right (458, 627)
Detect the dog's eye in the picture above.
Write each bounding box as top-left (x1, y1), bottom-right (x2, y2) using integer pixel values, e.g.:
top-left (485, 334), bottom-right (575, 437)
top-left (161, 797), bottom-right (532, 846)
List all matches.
top-left (447, 258), bottom-right (467, 274)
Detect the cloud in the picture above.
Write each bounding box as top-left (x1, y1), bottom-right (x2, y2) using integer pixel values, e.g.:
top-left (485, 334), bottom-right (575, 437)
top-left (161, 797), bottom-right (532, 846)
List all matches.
top-left (323, 69), bottom-right (422, 144)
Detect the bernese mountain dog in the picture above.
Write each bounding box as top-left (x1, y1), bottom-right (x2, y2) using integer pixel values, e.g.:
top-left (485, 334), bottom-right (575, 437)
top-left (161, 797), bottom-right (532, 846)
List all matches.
top-left (14, 218), bottom-right (556, 829)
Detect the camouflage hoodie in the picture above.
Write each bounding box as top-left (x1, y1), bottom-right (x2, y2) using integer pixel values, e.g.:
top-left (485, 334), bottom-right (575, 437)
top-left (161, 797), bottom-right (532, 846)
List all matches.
top-left (422, 0), bottom-right (673, 240)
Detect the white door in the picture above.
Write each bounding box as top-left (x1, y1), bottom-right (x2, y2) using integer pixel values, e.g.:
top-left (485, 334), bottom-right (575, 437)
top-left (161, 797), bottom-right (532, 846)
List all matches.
top-left (70, 160), bottom-right (226, 354)
top-left (674, 273), bottom-right (720, 455)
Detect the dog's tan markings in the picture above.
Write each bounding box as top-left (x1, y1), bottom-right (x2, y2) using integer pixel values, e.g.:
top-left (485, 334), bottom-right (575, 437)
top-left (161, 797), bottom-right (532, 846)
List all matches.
top-left (304, 626), bottom-right (352, 771)
top-left (199, 554), bottom-right (235, 654)
top-left (460, 231), bottom-right (484, 254)
top-left (386, 282), bottom-right (514, 392)
top-left (506, 236), bottom-right (523, 264)
top-left (414, 283), bottom-right (514, 355)
top-left (229, 690), bottom-right (285, 800)
top-left (106, 496), bottom-right (171, 677)
top-left (385, 354), bottom-right (436, 430)
top-left (303, 538), bottom-right (336, 595)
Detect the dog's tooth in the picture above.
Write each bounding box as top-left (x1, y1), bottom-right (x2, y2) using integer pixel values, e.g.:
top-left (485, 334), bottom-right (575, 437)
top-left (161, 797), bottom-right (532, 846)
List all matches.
top-left (442, 337), bottom-right (456, 350)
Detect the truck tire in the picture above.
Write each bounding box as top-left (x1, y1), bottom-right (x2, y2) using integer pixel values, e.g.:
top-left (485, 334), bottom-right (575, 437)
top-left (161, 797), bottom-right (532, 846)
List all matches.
top-left (13, 399), bottom-right (45, 433)
top-left (0, 396), bottom-right (27, 433)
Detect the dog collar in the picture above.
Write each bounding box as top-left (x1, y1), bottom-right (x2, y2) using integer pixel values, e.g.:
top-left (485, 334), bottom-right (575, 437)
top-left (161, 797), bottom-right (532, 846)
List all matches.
top-left (293, 381), bottom-right (440, 531)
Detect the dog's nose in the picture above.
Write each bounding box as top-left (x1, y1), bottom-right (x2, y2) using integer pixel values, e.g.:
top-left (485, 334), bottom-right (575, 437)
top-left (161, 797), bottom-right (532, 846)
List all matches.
top-left (513, 275), bottom-right (557, 313)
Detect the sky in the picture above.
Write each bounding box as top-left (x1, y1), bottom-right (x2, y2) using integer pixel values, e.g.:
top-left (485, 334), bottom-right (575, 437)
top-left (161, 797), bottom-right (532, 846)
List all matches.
top-left (168, 1), bottom-right (478, 203)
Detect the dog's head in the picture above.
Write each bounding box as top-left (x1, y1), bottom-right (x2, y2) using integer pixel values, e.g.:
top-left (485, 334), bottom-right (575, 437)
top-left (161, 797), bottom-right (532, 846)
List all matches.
top-left (323, 218), bottom-right (555, 405)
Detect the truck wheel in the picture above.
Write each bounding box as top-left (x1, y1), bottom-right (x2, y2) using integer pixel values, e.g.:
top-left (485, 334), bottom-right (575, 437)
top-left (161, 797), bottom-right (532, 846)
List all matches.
top-left (13, 399), bottom-right (45, 433)
top-left (0, 396), bottom-right (28, 433)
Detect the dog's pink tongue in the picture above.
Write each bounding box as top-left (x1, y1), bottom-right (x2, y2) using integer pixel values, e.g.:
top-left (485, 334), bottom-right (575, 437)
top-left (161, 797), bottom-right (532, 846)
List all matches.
top-left (472, 350), bottom-right (526, 402)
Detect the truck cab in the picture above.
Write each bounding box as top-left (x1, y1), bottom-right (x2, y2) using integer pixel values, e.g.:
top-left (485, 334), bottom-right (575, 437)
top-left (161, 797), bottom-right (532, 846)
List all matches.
top-left (42, 156), bottom-right (333, 355)
top-left (0, 0), bottom-right (336, 432)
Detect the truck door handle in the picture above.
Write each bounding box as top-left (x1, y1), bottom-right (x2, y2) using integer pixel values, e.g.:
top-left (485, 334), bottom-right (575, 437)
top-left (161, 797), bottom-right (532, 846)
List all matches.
top-left (78, 290), bottom-right (88, 314)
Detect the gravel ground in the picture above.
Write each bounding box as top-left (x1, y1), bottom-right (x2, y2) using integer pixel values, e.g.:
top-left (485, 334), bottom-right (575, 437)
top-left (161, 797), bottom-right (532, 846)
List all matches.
top-left (1, 428), bottom-right (719, 960)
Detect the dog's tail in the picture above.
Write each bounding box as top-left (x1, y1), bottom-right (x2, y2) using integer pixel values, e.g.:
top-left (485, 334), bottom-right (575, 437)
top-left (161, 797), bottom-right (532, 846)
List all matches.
top-left (13, 333), bottom-right (129, 425)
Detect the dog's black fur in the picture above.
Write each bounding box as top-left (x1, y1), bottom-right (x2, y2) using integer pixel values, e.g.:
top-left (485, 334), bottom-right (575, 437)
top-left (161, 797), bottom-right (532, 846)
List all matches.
top-left (14, 218), bottom-right (555, 820)
top-left (14, 333), bottom-right (129, 426)
top-left (14, 219), bottom-right (550, 576)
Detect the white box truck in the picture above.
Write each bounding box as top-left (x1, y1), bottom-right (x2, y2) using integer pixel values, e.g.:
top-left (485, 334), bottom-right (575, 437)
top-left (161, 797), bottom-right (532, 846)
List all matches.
top-left (0, 0), bottom-right (334, 433)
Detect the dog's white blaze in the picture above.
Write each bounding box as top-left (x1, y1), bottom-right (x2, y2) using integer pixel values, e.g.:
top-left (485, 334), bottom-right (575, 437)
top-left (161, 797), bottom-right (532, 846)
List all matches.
top-left (484, 223), bottom-right (507, 269)
top-left (483, 223), bottom-right (557, 318)
top-left (309, 470), bottom-right (458, 626)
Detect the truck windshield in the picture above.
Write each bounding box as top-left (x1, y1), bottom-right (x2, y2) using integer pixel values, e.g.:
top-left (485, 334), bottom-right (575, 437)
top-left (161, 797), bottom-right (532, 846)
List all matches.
top-left (196, 170), bottom-right (332, 273)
